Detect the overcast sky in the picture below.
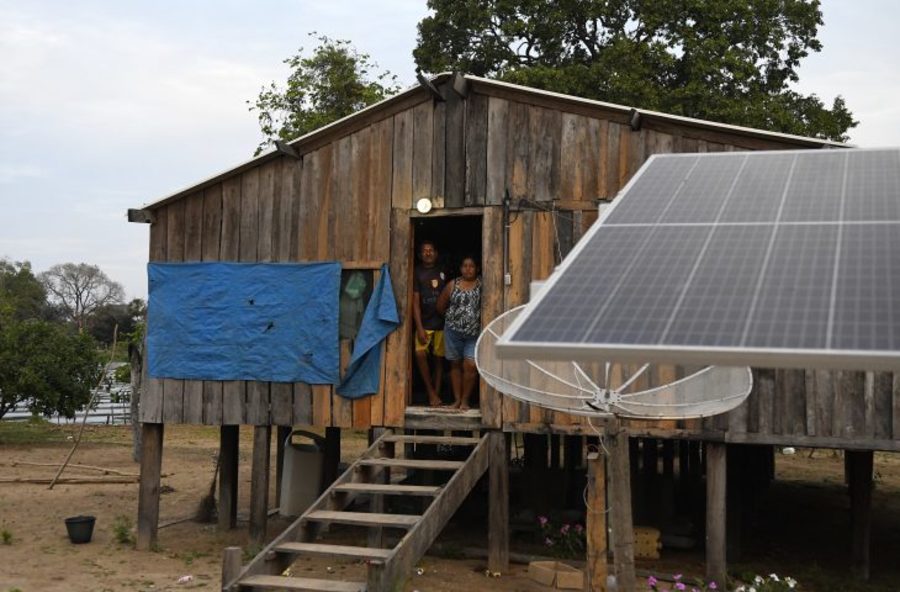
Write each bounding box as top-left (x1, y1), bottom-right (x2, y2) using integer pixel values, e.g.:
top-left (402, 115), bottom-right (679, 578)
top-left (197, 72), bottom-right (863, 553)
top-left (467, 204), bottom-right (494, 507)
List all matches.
top-left (1, 1), bottom-right (898, 300)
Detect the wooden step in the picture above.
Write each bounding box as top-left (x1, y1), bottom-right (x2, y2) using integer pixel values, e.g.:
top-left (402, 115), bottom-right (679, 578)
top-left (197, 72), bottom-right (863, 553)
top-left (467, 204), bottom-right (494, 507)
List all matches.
top-left (357, 458), bottom-right (465, 471)
top-left (239, 574), bottom-right (365, 591)
top-left (275, 542), bottom-right (391, 562)
top-left (305, 510), bottom-right (420, 528)
top-left (382, 435), bottom-right (481, 446)
top-left (332, 483), bottom-right (441, 496)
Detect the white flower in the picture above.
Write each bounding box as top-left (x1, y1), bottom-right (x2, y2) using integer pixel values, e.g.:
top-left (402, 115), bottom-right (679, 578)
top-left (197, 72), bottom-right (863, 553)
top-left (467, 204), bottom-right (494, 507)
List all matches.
top-left (748, 587), bottom-right (757, 592)
top-left (785, 576), bottom-right (797, 588)
top-left (754, 576), bottom-right (763, 584)
top-left (769, 573), bottom-right (780, 582)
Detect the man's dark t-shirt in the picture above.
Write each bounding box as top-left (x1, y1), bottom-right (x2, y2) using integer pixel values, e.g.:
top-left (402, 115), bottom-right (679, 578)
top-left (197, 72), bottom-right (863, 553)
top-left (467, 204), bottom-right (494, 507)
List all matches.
top-left (414, 265), bottom-right (446, 330)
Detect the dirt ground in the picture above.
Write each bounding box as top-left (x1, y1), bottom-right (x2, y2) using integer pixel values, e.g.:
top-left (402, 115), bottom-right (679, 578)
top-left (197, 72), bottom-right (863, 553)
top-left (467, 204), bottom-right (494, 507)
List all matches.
top-left (1, 423), bottom-right (899, 591)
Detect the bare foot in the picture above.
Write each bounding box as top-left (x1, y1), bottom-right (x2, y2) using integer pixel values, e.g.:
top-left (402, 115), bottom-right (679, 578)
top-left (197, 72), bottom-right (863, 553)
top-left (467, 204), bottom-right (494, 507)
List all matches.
top-left (458, 403), bottom-right (470, 411)
top-left (428, 396), bottom-right (442, 407)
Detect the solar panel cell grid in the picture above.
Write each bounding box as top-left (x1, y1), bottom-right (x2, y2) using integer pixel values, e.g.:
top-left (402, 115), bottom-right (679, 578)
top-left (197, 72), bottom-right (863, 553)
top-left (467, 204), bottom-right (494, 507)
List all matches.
top-left (501, 148), bottom-right (900, 370)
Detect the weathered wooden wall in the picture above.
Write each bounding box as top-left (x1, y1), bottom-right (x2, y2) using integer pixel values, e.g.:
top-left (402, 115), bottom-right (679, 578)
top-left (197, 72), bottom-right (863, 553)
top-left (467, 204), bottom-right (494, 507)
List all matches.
top-left (141, 78), bottom-right (900, 450)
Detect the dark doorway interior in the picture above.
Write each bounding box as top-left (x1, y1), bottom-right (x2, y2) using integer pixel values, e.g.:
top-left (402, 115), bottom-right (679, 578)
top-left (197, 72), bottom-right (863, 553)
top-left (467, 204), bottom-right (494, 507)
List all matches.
top-left (410, 215), bottom-right (482, 407)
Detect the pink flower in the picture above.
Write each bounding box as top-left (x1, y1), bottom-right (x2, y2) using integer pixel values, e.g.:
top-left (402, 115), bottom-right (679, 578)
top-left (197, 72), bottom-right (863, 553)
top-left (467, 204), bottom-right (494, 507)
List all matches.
top-left (560, 524), bottom-right (571, 535)
top-left (538, 516), bottom-right (549, 527)
top-left (544, 537), bottom-right (554, 546)
top-left (709, 583), bottom-right (717, 590)
top-left (675, 583), bottom-right (686, 591)
top-left (574, 524), bottom-right (584, 533)
top-left (673, 574), bottom-right (683, 581)
top-left (648, 576), bottom-right (658, 587)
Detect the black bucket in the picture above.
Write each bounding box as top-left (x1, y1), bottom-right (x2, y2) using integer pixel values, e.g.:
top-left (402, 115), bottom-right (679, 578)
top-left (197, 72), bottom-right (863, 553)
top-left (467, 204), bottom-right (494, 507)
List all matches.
top-left (65, 515), bottom-right (96, 544)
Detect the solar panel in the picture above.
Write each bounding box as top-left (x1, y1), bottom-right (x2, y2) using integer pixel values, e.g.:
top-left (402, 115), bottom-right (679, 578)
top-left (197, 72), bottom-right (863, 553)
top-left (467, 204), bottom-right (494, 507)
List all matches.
top-left (497, 148), bottom-right (900, 371)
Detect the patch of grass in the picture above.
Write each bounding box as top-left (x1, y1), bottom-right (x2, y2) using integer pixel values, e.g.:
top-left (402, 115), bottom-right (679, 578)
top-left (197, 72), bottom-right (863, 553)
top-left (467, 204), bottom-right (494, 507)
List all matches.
top-left (1, 529), bottom-right (12, 545)
top-left (0, 416), bottom-right (66, 445)
top-left (111, 515), bottom-right (135, 545)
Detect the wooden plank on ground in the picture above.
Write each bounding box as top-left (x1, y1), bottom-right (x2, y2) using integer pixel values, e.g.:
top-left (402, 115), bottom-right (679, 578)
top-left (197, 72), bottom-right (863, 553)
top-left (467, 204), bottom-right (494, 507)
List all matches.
top-left (239, 575), bottom-right (365, 591)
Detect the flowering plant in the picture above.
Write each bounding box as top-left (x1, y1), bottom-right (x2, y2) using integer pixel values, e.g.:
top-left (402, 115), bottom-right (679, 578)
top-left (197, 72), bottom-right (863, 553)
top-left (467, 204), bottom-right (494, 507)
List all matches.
top-left (734, 573), bottom-right (798, 592)
top-left (537, 515), bottom-right (585, 559)
top-left (647, 572), bottom-right (798, 592)
top-left (647, 573), bottom-right (715, 592)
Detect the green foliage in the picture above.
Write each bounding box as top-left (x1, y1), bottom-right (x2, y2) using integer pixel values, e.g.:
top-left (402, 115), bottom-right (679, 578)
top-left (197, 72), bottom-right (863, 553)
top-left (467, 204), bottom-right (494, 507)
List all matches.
top-left (1, 529), bottom-right (12, 545)
top-left (0, 318), bottom-right (101, 420)
top-left (250, 33), bottom-right (402, 155)
top-left (537, 515), bottom-right (584, 559)
top-left (0, 259), bottom-right (48, 321)
top-left (88, 298), bottom-right (145, 347)
top-left (112, 515), bottom-right (135, 545)
top-left (415, 0), bottom-right (856, 141)
top-left (113, 363), bottom-right (131, 383)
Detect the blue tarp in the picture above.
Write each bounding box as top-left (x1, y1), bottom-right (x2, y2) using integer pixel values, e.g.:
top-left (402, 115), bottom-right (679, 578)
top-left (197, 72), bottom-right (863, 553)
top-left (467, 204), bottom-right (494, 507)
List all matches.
top-left (337, 265), bottom-right (400, 399)
top-left (147, 262), bottom-right (341, 383)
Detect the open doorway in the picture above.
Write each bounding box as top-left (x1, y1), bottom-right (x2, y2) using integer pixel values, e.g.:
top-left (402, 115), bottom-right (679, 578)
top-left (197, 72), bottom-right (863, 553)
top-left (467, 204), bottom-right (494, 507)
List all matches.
top-left (409, 214), bottom-right (482, 408)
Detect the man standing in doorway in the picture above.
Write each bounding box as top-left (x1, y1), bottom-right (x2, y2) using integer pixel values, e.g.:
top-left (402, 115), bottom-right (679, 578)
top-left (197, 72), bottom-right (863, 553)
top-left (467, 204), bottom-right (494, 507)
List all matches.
top-left (413, 240), bottom-right (446, 407)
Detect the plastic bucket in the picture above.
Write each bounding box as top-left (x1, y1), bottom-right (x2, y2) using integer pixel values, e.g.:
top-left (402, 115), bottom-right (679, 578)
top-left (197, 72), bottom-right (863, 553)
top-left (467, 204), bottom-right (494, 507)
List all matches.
top-left (279, 430), bottom-right (325, 517)
top-left (65, 515), bottom-right (96, 544)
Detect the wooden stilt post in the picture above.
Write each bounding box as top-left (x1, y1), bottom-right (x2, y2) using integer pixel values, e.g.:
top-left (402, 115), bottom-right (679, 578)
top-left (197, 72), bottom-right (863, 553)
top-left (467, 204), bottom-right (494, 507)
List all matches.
top-left (275, 425), bottom-right (290, 510)
top-left (137, 422), bottom-right (164, 551)
top-left (323, 427), bottom-right (341, 489)
top-left (661, 440), bottom-right (675, 528)
top-left (705, 442), bottom-right (727, 589)
top-left (218, 425), bottom-right (239, 531)
top-left (369, 428), bottom-right (389, 549)
top-left (847, 449), bottom-right (873, 580)
top-left (608, 423), bottom-right (635, 591)
top-left (249, 425), bottom-right (271, 545)
top-left (488, 431), bottom-right (509, 574)
top-left (726, 446), bottom-right (743, 562)
top-left (222, 546), bottom-right (242, 591)
top-left (586, 451), bottom-right (608, 591)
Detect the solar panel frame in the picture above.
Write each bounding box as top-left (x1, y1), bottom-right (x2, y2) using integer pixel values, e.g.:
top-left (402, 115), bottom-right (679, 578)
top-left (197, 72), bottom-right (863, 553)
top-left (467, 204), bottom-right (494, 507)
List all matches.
top-left (496, 148), bottom-right (900, 371)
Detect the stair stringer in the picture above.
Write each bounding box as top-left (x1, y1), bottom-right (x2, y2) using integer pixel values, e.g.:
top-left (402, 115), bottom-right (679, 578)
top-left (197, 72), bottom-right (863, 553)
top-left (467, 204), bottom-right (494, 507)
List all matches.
top-left (366, 433), bottom-right (490, 592)
top-left (223, 429), bottom-right (398, 591)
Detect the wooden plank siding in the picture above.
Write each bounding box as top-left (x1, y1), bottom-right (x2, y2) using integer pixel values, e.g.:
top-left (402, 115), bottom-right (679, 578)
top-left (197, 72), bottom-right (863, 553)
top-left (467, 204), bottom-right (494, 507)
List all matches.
top-left (140, 83), bottom-right (899, 451)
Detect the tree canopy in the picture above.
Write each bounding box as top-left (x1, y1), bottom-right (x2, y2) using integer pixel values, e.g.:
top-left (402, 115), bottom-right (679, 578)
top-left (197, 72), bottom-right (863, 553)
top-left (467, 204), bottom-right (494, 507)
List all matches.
top-left (414, 0), bottom-right (856, 141)
top-left (40, 262), bottom-right (125, 332)
top-left (0, 260), bottom-right (101, 419)
top-left (250, 34), bottom-right (403, 155)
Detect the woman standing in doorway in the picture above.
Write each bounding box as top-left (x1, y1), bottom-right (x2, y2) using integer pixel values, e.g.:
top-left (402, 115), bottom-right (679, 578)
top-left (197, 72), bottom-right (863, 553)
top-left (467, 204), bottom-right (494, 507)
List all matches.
top-left (437, 256), bottom-right (481, 411)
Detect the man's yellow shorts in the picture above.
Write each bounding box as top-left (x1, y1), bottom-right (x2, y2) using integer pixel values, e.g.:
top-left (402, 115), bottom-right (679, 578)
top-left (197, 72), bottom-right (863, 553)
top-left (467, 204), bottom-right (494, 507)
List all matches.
top-left (415, 329), bottom-right (445, 356)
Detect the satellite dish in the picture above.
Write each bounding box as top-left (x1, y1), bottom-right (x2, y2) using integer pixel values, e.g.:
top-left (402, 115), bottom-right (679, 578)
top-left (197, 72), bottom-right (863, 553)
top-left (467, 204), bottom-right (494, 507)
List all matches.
top-left (476, 306), bottom-right (752, 419)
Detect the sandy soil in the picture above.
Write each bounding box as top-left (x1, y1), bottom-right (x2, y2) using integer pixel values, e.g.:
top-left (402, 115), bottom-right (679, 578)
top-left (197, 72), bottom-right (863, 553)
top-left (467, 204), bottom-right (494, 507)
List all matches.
top-left (1, 424), bottom-right (899, 591)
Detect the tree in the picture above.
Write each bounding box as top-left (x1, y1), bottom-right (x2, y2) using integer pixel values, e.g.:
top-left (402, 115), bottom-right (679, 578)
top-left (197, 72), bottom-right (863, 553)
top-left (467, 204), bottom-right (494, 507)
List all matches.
top-left (250, 34), bottom-right (403, 155)
top-left (0, 318), bottom-right (100, 419)
top-left (414, 0), bottom-right (856, 141)
top-left (39, 263), bottom-right (125, 332)
top-left (87, 298), bottom-right (146, 347)
top-left (0, 259), bottom-right (47, 321)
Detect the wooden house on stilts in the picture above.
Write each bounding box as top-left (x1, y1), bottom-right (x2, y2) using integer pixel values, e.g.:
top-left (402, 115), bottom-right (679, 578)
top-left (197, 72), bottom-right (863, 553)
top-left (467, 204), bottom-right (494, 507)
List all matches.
top-left (129, 73), bottom-right (897, 591)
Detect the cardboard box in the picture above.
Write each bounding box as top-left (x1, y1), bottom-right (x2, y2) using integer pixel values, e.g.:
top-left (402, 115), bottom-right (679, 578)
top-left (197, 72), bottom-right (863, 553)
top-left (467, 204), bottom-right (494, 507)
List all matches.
top-left (527, 561), bottom-right (585, 590)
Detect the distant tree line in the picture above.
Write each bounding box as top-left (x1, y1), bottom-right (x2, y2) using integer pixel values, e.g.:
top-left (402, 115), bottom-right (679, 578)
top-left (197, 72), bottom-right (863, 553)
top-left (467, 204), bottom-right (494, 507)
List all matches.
top-left (0, 259), bottom-right (142, 420)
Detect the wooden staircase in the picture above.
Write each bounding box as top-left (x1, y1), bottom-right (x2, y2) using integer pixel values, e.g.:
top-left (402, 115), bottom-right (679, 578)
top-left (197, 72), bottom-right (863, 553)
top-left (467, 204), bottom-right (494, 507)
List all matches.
top-left (223, 429), bottom-right (489, 591)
